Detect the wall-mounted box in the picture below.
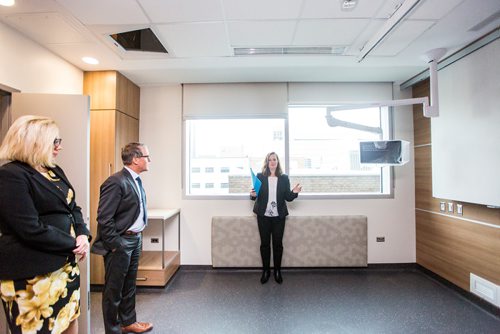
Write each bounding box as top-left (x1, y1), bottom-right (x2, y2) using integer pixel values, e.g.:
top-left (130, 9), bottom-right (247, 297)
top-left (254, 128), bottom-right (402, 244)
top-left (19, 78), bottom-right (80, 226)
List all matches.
top-left (359, 140), bottom-right (410, 166)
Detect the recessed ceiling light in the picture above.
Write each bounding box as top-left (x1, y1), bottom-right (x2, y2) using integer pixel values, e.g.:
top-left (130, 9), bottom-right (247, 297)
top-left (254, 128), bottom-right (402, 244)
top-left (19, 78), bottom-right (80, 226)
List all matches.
top-left (82, 57), bottom-right (99, 65)
top-left (0, 0), bottom-right (15, 7)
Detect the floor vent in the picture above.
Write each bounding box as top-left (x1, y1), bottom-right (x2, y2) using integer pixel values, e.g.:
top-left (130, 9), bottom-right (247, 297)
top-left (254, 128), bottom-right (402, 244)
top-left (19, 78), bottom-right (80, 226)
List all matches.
top-left (470, 273), bottom-right (500, 307)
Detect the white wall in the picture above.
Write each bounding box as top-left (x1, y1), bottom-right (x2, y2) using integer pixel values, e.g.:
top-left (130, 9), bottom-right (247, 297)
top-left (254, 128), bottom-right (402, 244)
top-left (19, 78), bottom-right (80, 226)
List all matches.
top-left (140, 83), bottom-right (416, 265)
top-left (0, 21), bottom-right (82, 93)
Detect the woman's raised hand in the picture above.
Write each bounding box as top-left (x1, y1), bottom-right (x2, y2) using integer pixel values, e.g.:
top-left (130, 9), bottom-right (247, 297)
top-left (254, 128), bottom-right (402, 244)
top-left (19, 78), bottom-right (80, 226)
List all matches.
top-left (292, 183), bottom-right (302, 193)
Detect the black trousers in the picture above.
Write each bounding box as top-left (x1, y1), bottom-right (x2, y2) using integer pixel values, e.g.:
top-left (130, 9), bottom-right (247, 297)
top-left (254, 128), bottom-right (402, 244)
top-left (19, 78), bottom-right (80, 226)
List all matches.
top-left (257, 215), bottom-right (286, 271)
top-left (102, 234), bottom-right (142, 334)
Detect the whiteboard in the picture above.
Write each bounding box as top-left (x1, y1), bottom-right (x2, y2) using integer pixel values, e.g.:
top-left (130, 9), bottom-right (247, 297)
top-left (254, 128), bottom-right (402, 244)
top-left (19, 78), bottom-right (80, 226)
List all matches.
top-left (431, 39), bottom-right (500, 207)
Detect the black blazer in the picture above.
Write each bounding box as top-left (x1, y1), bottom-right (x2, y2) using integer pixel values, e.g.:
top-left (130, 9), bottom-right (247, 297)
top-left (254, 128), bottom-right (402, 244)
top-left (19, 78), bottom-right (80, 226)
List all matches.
top-left (91, 168), bottom-right (142, 256)
top-left (0, 161), bottom-right (90, 280)
top-left (252, 173), bottom-right (298, 218)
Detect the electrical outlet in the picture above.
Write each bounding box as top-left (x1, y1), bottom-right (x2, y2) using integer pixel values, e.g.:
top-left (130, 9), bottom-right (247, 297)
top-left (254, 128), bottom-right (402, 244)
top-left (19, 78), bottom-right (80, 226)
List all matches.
top-left (440, 202), bottom-right (446, 212)
top-left (448, 202), bottom-right (454, 213)
top-left (376, 237), bottom-right (385, 242)
top-left (456, 204), bottom-right (463, 216)
top-left (151, 238), bottom-right (159, 244)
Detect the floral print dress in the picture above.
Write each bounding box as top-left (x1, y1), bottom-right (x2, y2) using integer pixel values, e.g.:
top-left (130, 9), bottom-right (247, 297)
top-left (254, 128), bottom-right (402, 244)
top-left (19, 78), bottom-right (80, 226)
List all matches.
top-left (0, 170), bottom-right (81, 334)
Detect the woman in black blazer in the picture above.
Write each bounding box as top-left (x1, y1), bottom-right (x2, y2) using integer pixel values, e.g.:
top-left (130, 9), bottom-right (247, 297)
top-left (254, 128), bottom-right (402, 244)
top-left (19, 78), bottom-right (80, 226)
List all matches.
top-left (0, 115), bottom-right (90, 334)
top-left (251, 152), bottom-right (302, 284)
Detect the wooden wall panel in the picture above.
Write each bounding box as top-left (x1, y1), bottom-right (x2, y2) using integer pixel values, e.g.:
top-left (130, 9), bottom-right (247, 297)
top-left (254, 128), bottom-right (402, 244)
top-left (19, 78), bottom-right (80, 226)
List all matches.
top-left (417, 211), bottom-right (500, 289)
top-left (89, 109), bottom-right (116, 285)
top-left (413, 79), bottom-right (500, 295)
top-left (116, 72), bottom-right (140, 119)
top-left (83, 71), bottom-right (117, 110)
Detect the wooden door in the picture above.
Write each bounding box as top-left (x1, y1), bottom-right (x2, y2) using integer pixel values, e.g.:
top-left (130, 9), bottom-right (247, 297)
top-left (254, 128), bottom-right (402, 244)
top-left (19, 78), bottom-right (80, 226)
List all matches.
top-left (10, 92), bottom-right (91, 334)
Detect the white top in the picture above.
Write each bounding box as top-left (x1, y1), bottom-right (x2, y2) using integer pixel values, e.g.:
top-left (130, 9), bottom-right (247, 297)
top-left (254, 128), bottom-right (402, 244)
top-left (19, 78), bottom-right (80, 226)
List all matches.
top-left (265, 176), bottom-right (279, 217)
top-left (124, 166), bottom-right (146, 233)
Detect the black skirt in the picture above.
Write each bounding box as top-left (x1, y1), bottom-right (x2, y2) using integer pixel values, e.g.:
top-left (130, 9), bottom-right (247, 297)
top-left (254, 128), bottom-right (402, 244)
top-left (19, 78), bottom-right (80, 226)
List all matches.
top-left (0, 260), bottom-right (81, 334)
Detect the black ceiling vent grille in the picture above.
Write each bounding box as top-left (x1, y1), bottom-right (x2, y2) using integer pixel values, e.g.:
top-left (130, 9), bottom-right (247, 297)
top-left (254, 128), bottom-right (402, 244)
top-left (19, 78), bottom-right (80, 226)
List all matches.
top-left (110, 28), bottom-right (167, 53)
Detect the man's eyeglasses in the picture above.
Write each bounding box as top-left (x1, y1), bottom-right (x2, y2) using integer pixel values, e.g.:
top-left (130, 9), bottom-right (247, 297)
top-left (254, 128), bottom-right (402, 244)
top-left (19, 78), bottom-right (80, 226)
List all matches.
top-left (53, 138), bottom-right (62, 146)
top-left (139, 155), bottom-right (151, 161)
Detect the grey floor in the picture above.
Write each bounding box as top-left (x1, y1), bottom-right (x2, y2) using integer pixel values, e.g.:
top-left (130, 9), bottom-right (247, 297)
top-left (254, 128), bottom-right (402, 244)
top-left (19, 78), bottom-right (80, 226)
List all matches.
top-left (90, 268), bottom-right (500, 334)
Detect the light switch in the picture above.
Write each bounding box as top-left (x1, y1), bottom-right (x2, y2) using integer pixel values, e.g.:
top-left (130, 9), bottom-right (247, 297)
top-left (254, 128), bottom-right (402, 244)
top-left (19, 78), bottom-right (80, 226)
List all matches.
top-left (440, 202), bottom-right (446, 212)
top-left (457, 204), bottom-right (463, 216)
top-left (448, 202), bottom-right (454, 213)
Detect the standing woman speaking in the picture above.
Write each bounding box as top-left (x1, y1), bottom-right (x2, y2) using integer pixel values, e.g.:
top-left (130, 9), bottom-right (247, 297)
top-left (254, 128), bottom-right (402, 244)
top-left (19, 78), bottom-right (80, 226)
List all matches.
top-left (250, 152), bottom-right (302, 284)
top-left (0, 115), bottom-right (91, 334)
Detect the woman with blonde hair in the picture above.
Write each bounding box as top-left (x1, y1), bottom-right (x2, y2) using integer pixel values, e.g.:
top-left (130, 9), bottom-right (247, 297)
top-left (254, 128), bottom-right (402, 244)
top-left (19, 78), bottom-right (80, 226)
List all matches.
top-left (250, 152), bottom-right (302, 284)
top-left (0, 115), bottom-right (91, 334)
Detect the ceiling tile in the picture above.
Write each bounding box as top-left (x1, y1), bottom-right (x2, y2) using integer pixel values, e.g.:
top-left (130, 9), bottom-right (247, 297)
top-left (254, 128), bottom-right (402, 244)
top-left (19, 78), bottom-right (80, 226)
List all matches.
top-left (228, 21), bottom-right (296, 46)
top-left (56, 0), bottom-right (148, 25)
top-left (293, 19), bottom-right (370, 46)
top-left (2, 12), bottom-right (89, 44)
top-left (223, 0), bottom-right (303, 20)
top-left (156, 22), bottom-right (231, 57)
top-left (409, 0), bottom-right (464, 20)
top-left (371, 20), bottom-right (435, 56)
top-left (301, 0), bottom-right (386, 18)
top-left (139, 0), bottom-right (224, 23)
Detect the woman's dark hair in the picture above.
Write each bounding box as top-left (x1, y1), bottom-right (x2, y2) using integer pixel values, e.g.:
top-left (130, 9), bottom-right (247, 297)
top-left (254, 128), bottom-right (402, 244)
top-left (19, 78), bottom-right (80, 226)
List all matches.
top-left (121, 142), bottom-right (145, 165)
top-left (261, 152), bottom-right (283, 177)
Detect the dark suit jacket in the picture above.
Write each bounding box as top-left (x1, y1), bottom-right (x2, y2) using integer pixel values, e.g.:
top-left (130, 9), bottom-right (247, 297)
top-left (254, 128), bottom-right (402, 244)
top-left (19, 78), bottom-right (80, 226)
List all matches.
top-left (0, 161), bottom-right (90, 280)
top-left (252, 173), bottom-right (298, 218)
top-left (91, 168), bottom-right (142, 256)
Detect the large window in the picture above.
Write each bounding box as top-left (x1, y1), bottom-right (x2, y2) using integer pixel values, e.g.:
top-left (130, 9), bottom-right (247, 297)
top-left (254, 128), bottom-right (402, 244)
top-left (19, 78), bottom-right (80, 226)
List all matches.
top-left (184, 107), bottom-right (392, 197)
top-left (185, 119), bottom-right (285, 196)
top-left (288, 106), bottom-right (391, 195)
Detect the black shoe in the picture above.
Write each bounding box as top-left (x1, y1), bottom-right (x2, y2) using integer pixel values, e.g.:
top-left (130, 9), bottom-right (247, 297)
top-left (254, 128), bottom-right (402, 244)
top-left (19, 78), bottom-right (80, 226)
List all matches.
top-left (260, 270), bottom-right (271, 284)
top-left (274, 270), bottom-right (283, 284)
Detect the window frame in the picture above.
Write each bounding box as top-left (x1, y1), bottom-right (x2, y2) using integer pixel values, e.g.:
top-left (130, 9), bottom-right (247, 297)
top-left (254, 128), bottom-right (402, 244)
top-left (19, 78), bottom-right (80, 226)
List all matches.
top-left (182, 107), bottom-right (395, 200)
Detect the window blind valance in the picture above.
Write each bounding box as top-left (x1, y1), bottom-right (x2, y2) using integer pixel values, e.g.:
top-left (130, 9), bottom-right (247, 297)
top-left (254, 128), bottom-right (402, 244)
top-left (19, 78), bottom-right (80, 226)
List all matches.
top-left (182, 83), bottom-right (288, 119)
top-left (288, 82), bottom-right (393, 104)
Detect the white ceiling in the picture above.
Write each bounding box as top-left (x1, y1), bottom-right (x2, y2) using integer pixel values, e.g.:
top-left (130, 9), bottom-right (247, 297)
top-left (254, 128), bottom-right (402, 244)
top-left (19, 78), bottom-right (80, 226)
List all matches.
top-left (1, 0), bottom-right (499, 86)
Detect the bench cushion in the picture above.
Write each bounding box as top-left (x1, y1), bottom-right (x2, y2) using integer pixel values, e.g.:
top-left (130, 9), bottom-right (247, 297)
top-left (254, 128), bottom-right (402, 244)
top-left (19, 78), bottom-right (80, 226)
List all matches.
top-left (212, 215), bottom-right (367, 267)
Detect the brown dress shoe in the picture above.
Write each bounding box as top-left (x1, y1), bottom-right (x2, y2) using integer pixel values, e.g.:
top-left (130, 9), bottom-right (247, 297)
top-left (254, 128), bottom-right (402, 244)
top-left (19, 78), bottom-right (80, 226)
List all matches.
top-left (121, 322), bottom-right (153, 333)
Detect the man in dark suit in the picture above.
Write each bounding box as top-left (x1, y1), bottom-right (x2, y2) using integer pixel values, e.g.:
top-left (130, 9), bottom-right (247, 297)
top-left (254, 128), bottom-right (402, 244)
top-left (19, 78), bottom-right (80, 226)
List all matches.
top-left (91, 142), bottom-right (153, 334)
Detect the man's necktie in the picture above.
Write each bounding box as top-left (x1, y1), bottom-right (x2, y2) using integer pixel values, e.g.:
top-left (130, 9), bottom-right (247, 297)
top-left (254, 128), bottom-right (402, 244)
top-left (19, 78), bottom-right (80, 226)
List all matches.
top-left (136, 177), bottom-right (147, 224)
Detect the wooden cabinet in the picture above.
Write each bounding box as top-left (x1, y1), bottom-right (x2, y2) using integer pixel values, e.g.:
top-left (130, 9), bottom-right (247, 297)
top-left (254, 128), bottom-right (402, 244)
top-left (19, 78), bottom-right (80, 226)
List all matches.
top-left (136, 209), bottom-right (181, 286)
top-left (84, 71), bottom-right (140, 285)
top-left (84, 71), bottom-right (140, 119)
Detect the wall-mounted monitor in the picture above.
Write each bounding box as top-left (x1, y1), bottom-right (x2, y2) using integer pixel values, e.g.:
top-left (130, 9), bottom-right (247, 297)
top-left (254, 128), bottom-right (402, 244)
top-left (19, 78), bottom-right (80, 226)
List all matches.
top-left (359, 140), bottom-right (409, 166)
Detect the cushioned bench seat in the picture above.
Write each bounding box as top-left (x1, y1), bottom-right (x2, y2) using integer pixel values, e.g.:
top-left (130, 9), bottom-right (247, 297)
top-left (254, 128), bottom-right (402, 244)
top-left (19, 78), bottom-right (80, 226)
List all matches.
top-left (212, 215), bottom-right (367, 268)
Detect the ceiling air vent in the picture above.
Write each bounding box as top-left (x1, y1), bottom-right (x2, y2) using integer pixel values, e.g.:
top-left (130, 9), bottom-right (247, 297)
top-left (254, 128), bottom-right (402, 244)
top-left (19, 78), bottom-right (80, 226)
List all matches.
top-left (234, 46), bottom-right (346, 56)
top-left (110, 28), bottom-right (167, 53)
